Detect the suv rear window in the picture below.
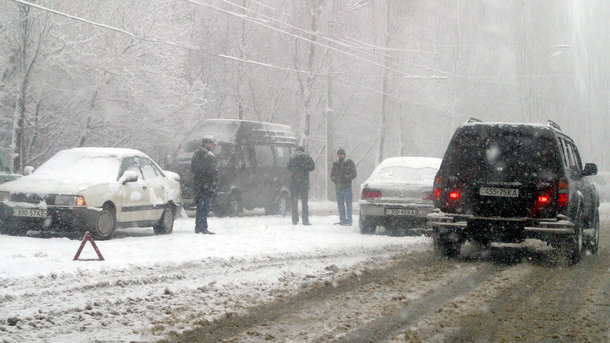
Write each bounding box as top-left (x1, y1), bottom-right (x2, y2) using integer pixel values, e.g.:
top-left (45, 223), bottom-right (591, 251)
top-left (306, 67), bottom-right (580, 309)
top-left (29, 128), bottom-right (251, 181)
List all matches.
top-left (443, 126), bottom-right (562, 181)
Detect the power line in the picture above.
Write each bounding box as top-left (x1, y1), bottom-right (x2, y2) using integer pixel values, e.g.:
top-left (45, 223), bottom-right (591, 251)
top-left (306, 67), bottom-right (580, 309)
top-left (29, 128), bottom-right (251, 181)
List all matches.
top-left (334, 76), bottom-right (468, 120)
top-left (186, 0), bottom-right (448, 80)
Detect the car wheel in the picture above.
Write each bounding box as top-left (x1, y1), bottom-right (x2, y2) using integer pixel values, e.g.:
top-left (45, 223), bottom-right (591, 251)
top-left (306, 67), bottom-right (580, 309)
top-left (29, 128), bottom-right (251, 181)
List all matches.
top-left (359, 213), bottom-right (376, 235)
top-left (585, 209), bottom-right (599, 255)
top-left (153, 205), bottom-right (174, 235)
top-left (91, 207), bottom-right (116, 240)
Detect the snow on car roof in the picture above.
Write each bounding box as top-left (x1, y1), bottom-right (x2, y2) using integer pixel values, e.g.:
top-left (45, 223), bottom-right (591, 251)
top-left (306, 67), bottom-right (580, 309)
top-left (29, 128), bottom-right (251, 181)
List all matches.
top-left (377, 157), bottom-right (442, 170)
top-left (61, 147), bottom-right (150, 159)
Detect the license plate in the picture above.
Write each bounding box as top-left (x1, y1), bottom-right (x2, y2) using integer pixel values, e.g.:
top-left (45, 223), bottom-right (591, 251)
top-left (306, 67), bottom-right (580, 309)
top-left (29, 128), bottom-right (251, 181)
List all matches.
top-left (14, 208), bottom-right (47, 218)
top-left (385, 208), bottom-right (418, 216)
top-left (479, 187), bottom-right (519, 198)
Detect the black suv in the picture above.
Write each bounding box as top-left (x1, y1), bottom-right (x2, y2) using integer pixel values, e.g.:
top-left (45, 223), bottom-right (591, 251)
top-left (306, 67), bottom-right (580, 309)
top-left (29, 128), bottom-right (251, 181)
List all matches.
top-left (428, 119), bottom-right (600, 263)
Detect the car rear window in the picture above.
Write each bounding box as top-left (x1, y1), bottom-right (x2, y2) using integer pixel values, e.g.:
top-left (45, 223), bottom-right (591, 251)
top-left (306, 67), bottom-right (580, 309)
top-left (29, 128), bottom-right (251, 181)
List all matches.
top-left (442, 127), bottom-right (562, 181)
top-left (374, 166), bottom-right (437, 184)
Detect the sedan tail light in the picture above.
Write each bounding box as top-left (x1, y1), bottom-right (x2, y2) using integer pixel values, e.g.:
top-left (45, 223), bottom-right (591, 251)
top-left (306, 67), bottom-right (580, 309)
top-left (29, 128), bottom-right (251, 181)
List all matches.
top-left (361, 188), bottom-right (382, 199)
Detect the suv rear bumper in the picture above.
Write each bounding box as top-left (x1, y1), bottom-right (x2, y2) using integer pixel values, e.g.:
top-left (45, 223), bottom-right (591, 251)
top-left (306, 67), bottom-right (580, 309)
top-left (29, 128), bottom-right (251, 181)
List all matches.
top-left (427, 210), bottom-right (575, 235)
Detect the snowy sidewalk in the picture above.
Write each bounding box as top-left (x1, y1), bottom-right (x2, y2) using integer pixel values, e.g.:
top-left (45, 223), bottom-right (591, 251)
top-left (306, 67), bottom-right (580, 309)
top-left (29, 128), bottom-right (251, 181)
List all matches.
top-left (0, 214), bottom-right (430, 342)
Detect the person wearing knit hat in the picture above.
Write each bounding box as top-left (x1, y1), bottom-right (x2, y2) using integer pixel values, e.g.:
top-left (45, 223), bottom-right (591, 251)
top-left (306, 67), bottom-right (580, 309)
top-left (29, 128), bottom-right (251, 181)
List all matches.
top-left (330, 148), bottom-right (357, 226)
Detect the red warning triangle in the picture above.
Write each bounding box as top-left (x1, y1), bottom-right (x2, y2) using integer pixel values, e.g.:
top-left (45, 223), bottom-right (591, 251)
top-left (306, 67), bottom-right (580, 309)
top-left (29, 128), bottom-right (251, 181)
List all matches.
top-left (73, 231), bottom-right (105, 261)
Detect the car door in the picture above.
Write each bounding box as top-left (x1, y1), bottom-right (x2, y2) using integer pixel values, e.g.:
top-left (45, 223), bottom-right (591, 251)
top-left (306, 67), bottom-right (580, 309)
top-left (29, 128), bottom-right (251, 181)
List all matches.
top-left (117, 157), bottom-right (152, 223)
top-left (137, 157), bottom-right (166, 221)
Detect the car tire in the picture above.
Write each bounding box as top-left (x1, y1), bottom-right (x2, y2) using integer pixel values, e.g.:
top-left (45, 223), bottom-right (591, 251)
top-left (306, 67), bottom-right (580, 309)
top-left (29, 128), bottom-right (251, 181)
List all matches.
top-left (585, 209), bottom-right (600, 255)
top-left (359, 213), bottom-right (376, 234)
top-left (91, 207), bottom-right (116, 240)
top-left (153, 205), bottom-right (174, 235)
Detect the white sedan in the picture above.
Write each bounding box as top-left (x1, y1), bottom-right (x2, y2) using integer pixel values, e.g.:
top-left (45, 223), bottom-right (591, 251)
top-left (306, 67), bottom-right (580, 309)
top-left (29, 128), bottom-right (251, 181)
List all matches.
top-left (0, 148), bottom-right (182, 239)
top-left (359, 157), bottom-right (442, 235)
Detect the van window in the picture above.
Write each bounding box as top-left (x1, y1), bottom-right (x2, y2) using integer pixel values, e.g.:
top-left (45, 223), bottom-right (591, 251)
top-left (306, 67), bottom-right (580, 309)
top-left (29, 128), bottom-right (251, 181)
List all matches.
top-left (254, 145), bottom-right (274, 167)
top-left (213, 144), bottom-right (233, 167)
top-left (274, 146), bottom-right (292, 167)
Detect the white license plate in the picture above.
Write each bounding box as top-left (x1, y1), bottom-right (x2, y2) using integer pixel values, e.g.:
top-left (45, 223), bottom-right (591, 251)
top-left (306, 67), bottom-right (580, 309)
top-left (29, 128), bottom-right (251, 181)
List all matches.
top-left (14, 208), bottom-right (47, 218)
top-left (479, 187), bottom-right (519, 198)
top-left (385, 208), bottom-right (418, 216)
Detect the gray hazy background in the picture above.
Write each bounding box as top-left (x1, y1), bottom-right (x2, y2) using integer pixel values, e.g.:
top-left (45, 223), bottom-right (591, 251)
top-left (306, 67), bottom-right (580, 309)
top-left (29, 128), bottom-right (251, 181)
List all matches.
top-left (1, 0), bottom-right (608, 198)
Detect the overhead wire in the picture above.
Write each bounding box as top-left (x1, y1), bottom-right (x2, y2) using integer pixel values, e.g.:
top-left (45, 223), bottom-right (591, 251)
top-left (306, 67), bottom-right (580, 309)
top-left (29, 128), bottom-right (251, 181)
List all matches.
top-left (186, 0), bottom-right (448, 79)
top-left (9, 0), bottom-right (467, 117)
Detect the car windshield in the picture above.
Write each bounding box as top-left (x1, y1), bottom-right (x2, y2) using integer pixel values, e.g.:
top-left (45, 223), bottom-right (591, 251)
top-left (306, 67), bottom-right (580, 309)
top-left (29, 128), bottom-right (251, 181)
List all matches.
top-left (443, 127), bottom-right (562, 181)
top-left (34, 151), bottom-right (121, 182)
top-left (374, 166), bottom-right (437, 184)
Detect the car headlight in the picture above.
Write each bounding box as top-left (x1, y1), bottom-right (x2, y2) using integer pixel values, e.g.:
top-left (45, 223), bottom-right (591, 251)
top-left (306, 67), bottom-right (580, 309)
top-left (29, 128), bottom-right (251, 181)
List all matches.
top-left (55, 195), bottom-right (77, 206)
top-left (0, 191), bottom-right (10, 202)
top-left (55, 195), bottom-right (86, 206)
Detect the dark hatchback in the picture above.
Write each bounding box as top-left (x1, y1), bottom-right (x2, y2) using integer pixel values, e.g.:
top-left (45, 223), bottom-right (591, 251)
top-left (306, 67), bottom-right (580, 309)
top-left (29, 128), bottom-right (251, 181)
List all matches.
top-left (428, 119), bottom-right (600, 263)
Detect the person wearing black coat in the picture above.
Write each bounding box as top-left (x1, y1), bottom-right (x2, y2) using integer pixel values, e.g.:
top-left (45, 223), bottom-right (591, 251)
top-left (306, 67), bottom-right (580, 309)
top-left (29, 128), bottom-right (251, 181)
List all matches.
top-left (191, 135), bottom-right (218, 234)
top-left (288, 146), bottom-right (315, 225)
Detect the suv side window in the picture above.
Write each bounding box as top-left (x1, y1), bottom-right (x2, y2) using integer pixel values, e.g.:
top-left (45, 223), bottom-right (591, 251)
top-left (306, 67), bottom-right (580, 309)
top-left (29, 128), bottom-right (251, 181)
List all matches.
top-left (254, 145), bottom-right (274, 167)
top-left (569, 143), bottom-right (583, 171)
top-left (559, 138), bottom-right (574, 170)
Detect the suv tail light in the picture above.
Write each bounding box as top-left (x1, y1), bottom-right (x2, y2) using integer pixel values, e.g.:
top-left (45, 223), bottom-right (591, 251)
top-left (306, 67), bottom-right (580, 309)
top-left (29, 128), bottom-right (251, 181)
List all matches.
top-left (557, 181), bottom-right (568, 207)
top-left (449, 191), bottom-right (460, 199)
top-left (537, 195), bottom-right (549, 204)
top-left (361, 188), bottom-right (382, 199)
top-left (433, 177), bottom-right (442, 201)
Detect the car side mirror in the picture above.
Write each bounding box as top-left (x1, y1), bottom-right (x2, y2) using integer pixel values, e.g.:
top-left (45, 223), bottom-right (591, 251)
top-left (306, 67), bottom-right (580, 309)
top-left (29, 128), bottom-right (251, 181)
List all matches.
top-left (119, 170), bottom-right (139, 184)
top-left (583, 163), bottom-right (598, 176)
top-left (24, 166), bottom-right (35, 175)
top-left (164, 171), bottom-right (180, 182)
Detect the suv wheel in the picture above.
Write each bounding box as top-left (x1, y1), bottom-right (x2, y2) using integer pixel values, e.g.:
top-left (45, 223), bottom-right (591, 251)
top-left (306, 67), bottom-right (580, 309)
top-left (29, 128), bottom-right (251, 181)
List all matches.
top-left (433, 234), bottom-right (462, 257)
top-left (359, 213), bottom-right (376, 234)
top-left (585, 209), bottom-right (600, 255)
top-left (153, 205), bottom-right (174, 235)
top-left (558, 211), bottom-right (584, 264)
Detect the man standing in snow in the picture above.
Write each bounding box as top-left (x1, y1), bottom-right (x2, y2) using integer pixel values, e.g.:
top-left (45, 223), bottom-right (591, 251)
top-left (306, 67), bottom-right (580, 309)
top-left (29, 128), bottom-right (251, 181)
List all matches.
top-left (191, 135), bottom-right (218, 234)
top-left (288, 146), bottom-right (315, 225)
top-left (330, 148), bottom-right (357, 226)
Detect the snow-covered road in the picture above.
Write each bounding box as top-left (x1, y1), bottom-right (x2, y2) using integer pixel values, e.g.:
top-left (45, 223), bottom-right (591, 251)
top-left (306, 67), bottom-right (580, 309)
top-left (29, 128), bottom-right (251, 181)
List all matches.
top-left (0, 212), bottom-right (430, 342)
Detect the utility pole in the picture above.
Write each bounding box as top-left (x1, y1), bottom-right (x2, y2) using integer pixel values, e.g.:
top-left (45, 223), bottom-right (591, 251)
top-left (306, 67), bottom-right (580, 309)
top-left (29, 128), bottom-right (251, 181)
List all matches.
top-left (326, 71), bottom-right (334, 201)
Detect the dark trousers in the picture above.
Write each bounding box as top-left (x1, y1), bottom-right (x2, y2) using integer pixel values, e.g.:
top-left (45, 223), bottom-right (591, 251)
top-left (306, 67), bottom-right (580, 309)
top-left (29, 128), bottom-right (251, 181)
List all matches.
top-left (195, 195), bottom-right (211, 232)
top-left (291, 187), bottom-right (309, 224)
top-left (336, 186), bottom-right (353, 224)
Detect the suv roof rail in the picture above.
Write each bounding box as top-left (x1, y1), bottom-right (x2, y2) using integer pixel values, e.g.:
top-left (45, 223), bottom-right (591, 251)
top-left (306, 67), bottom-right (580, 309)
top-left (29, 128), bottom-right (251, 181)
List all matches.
top-left (465, 117), bottom-right (483, 124)
top-left (547, 120), bottom-right (562, 131)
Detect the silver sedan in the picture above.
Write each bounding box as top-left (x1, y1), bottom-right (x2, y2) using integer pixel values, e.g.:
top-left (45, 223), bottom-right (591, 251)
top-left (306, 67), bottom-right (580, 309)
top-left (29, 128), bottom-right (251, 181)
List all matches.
top-left (359, 157), bottom-right (441, 235)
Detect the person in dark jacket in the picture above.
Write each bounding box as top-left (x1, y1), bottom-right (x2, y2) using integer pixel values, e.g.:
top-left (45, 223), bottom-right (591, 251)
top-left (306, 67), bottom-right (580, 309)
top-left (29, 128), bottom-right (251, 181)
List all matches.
top-left (330, 148), bottom-right (357, 225)
top-left (288, 146), bottom-right (315, 225)
top-left (191, 135), bottom-right (218, 234)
